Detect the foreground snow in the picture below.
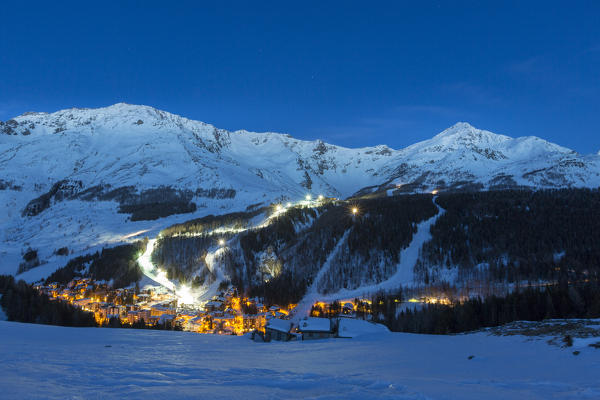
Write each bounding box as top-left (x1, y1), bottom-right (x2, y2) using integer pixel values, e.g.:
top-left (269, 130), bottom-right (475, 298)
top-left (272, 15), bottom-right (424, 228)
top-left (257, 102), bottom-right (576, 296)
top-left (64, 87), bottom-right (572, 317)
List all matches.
top-left (1, 321), bottom-right (599, 399)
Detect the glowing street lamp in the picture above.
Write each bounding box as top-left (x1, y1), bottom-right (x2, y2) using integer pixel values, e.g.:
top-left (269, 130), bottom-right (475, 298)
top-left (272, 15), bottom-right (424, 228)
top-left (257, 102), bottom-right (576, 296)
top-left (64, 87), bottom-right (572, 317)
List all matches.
top-left (218, 239), bottom-right (226, 246)
top-left (317, 194), bottom-right (324, 201)
top-left (275, 204), bottom-right (283, 212)
top-left (305, 194), bottom-right (312, 201)
top-left (286, 202), bottom-right (292, 208)
top-left (431, 189), bottom-right (439, 195)
top-left (351, 207), bottom-right (358, 215)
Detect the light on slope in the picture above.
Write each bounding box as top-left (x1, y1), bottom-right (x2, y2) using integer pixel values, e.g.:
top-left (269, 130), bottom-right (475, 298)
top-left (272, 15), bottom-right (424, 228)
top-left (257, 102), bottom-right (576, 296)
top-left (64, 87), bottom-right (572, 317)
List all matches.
top-left (177, 284), bottom-right (195, 305)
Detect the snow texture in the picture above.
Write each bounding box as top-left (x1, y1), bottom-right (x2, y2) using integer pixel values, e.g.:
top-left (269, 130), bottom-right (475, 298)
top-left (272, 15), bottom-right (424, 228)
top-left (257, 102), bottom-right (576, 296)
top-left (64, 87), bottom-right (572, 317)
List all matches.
top-left (1, 320), bottom-right (599, 399)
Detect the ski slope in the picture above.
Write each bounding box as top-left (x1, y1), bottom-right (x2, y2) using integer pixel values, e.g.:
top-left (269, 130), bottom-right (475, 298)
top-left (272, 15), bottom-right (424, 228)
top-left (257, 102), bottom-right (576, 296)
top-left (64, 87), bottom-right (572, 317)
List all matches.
top-left (1, 320), bottom-right (599, 399)
top-left (292, 197), bottom-right (445, 321)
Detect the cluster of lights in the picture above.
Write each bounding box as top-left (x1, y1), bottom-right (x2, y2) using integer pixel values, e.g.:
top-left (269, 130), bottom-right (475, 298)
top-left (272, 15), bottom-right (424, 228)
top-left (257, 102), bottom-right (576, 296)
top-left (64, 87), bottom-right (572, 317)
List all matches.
top-left (304, 194), bottom-right (326, 202)
top-left (177, 284), bottom-right (195, 305)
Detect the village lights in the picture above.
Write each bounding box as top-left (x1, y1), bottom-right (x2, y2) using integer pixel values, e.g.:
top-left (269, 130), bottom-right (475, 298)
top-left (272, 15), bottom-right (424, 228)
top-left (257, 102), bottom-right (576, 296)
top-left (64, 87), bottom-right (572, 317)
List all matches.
top-left (317, 194), bottom-right (324, 201)
top-left (275, 204), bottom-right (283, 212)
top-left (305, 194), bottom-right (312, 201)
top-left (286, 202), bottom-right (292, 208)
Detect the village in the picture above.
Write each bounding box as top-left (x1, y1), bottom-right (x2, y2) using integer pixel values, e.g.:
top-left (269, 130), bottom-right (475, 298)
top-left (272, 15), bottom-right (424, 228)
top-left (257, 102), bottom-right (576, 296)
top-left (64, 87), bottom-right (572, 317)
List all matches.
top-left (34, 278), bottom-right (453, 341)
top-left (35, 278), bottom-right (292, 335)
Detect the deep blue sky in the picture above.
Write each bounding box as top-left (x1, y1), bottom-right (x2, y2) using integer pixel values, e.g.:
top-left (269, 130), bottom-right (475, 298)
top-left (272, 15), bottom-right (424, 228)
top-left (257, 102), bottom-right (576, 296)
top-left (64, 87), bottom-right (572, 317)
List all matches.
top-left (1, 1), bottom-right (599, 152)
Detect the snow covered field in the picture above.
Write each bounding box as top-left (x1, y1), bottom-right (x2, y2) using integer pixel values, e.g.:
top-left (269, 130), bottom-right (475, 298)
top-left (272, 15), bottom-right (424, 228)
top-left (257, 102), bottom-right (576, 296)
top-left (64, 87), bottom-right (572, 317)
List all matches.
top-left (1, 321), bottom-right (599, 399)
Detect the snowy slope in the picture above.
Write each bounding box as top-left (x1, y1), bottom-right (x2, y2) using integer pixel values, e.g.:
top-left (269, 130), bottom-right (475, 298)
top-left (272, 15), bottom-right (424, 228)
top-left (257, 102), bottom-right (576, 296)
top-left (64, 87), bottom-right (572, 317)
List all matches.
top-left (0, 104), bottom-right (395, 277)
top-left (1, 104), bottom-right (600, 280)
top-left (1, 320), bottom-right (599, 399)
top-left (375, 122), bottom-right (600, 193)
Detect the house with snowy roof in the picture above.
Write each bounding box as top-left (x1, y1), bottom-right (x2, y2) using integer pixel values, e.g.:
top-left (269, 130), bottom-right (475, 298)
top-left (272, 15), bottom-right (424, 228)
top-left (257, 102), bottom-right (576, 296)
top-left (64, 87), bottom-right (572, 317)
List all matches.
top-left (297, 317), bottom-right (334, 340)
top-left (264, 318), bottom-right (295, 342)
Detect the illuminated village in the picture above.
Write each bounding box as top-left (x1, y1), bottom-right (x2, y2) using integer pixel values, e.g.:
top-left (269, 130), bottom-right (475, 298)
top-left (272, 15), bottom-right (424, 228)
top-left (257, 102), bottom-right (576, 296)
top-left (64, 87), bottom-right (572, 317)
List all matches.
top-left (34, 277), bottom-right (454, 341)
top-left (34, 279), bottom-right (292, 335)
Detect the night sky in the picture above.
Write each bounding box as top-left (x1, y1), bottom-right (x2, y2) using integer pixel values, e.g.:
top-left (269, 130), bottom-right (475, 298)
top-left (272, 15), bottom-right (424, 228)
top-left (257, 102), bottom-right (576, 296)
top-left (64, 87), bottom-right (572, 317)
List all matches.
top-left (1, 1), bottom-right (599, 152)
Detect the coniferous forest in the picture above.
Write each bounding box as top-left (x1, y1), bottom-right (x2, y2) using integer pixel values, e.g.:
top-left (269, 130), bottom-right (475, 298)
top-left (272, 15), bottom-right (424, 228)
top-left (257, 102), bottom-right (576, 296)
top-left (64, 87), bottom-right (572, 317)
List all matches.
top-left (375, 279), bottom-right (600, 334)
top-left (45, 241), bottom-right (146, 288)
top-left (0, 275), bottom-right (97, 327)
top-left (419, 189), bottom-right (600, 285)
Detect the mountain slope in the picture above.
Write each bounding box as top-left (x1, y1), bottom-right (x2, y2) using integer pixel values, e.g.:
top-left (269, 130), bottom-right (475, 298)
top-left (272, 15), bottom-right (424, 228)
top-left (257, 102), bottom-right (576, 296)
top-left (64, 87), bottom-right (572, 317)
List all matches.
top-left (1, 103), bottom-right (599, 280)
top-left (372, 122), bottom-right (600, 194)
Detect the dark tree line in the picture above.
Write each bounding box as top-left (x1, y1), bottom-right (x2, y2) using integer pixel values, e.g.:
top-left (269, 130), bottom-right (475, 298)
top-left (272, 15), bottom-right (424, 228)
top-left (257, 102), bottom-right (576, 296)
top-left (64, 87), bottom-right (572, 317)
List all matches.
top-left (160, 207), bottom-right (266, 237)
top-left (0, 275), bottom-right (97, 327)
top-left (249, 270), bottom-right (309, 306)
top-left (384, 280), bottom-right (600, 334)
top-left (45, 240), bottom-right (146, 288)
top-left (420, 189), bottom-right (600, 284)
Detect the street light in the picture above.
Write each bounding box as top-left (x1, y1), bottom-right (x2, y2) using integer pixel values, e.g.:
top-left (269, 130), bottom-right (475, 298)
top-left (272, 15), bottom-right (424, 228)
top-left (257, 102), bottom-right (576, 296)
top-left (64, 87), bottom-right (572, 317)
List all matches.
top-left (317, 194), bottom-right (324, 201)
top-left (305, 194), bottom-right (312, 201)
top-left (351, 207), bottom-right (358, 215)
top-left (218, 239), bottom-right (226, 246)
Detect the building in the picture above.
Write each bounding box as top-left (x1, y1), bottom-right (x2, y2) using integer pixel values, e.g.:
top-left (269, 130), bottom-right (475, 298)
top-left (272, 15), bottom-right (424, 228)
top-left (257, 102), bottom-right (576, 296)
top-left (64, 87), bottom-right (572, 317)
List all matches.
top-left (264, 318), bottom-right (294, 342)
top-left (297, 317), bottom-right (334, 340)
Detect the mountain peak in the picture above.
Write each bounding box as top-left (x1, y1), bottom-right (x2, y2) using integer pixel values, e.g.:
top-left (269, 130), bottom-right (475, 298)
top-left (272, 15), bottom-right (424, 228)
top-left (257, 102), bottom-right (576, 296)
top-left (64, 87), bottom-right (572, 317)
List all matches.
top-left (435, 122), bottom-right (489, 138)
top-left (446, 121), bottom-right (477, 131)
top-left (424, 122), bottom-right (511, 149)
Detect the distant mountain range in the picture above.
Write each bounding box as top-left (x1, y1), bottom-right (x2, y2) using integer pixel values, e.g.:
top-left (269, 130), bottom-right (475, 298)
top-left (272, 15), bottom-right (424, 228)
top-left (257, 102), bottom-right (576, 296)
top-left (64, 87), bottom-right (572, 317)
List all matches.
top-left (1, 103), bottom-right (599, 280)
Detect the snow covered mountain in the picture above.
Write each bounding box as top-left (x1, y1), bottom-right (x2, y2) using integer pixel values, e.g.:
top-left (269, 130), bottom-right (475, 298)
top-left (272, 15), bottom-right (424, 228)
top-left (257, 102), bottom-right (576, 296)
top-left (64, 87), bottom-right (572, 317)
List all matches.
top-left (1, 103), bottom-right (599, 279)
top-left (368, 122), bottom-right (600, 194)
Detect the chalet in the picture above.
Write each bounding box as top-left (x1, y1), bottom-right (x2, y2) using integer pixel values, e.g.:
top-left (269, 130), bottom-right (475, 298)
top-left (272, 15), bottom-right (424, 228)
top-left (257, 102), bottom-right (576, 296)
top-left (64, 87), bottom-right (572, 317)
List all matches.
top-left (297, 317), bottom-right (334, 340)
top-left (264, 318), bottom-right (294, 342)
